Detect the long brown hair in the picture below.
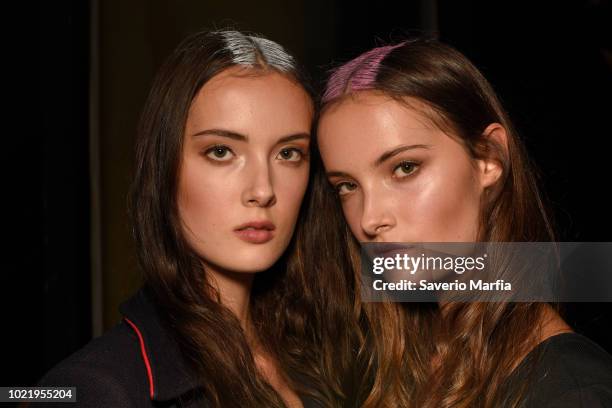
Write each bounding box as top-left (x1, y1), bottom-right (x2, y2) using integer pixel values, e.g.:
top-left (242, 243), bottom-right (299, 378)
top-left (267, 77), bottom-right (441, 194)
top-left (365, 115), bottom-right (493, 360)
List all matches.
top-left (128, 29), bottom-right (353, 407)
top-left (319, 38), bottom-right (558, 407)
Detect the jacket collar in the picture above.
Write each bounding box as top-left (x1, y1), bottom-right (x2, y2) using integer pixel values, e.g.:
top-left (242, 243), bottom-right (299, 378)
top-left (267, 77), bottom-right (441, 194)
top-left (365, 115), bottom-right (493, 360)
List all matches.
top-left (119, 288), bottom-right (199, 402)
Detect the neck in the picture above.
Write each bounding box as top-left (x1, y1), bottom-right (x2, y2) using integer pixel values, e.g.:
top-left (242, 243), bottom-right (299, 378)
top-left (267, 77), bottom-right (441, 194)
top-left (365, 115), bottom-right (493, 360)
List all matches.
top-left (204, 262), bottom-right (255, 333)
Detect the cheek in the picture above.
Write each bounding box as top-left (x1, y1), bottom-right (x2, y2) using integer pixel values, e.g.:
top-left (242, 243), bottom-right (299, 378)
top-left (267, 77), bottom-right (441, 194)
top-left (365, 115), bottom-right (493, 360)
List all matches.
top-left (177, 161), bottom-right (235, 234)
top-left (340, 198), bottom-right (364, 240)
top-left (273, 165), bottom-right (310, 221)
top-left (395, 160), bottom-right (481, 242)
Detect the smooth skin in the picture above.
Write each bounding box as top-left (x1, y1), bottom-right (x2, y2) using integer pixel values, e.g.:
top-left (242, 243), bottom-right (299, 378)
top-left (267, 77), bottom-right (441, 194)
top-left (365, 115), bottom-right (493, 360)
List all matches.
top-left (178, 66), bottom-right (313, 408)
top-left (318, 91), bottom-right (571, 368)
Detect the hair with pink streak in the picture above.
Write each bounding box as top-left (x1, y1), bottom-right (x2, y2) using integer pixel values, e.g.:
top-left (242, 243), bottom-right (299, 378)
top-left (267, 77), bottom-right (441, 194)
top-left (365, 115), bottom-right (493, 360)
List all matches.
top-left (317, 38), bottom-right (559, 408)
top-left (322, 42), bottom-right (406, 103)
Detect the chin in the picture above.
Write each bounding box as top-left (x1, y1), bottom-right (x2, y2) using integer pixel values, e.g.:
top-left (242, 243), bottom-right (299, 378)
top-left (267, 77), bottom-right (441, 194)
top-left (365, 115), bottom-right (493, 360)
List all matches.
top-left (225, 259), bottom-right (278, 273)
top-left (195, 237), bottom-right (291, 274)
top-left (225, 248), bottom-right (286, 273)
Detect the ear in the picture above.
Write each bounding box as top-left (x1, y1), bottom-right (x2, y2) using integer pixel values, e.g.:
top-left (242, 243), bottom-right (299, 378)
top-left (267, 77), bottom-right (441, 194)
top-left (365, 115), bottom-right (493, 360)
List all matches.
top-left (476, 123), bottom-right (508, 190)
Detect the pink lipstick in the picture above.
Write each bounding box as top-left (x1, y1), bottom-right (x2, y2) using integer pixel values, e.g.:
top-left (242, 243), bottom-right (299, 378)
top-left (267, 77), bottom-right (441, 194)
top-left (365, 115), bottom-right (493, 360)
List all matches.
top-left (234, 220), bottom-right (275, 244)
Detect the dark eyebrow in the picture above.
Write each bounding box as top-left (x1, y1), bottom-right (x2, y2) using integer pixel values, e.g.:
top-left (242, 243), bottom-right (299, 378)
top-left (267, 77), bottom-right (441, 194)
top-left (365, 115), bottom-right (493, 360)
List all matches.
top-left (374, 144), bottom-right (432, 166)
top-left (192, 129), bottom-right (310, 145)
top-left (192, 129), bottom-right (248, 141)
top-left (276, 133), bottom-right (310, 145)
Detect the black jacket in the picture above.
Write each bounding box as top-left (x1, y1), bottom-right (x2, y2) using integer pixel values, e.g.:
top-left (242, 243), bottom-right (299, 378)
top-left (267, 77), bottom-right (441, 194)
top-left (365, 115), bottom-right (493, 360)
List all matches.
top-left (38, 288), bottom-right (323, 407)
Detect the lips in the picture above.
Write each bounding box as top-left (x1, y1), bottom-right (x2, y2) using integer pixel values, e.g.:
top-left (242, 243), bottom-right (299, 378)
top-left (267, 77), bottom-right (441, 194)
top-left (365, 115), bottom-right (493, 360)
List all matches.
top-left (234, 220), bottom-right (276, 244)
top-left (368, 243), bottom-right (418, 258)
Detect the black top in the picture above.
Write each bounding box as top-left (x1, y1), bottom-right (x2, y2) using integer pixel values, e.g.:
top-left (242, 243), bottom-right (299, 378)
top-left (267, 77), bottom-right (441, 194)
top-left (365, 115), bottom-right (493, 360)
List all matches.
top-left (507, 332), bottom-right (612, 407)
top-left (38, 288), bottom-right (323, 407)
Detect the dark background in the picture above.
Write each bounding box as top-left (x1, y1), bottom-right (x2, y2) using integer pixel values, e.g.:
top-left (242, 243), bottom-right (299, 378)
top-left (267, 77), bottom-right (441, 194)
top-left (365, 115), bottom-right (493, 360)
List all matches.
top-left (6, 0), bottom-right (611, 389)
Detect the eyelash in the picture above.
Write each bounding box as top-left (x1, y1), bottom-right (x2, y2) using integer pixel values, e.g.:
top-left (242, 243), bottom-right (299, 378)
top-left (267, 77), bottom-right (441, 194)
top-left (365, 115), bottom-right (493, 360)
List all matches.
top-left (276, 147), bottom-right (307, 162)
top-left (204, 144), bottom-right (234, 162)
top-left (333, 160), bottom-right (421, 197)
top-left (392, 160), bottom-right (420, 178)
top-left (202, 145), bottom-right (307, 163)
top-left (334, 181), bottom-right (357, 196)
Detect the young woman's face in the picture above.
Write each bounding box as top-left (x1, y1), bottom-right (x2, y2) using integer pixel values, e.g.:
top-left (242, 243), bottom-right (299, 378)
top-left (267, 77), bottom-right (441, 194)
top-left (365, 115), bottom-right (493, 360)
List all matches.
top-left (318, 91), bottom-right (489, 244)
top-left (178, 67), bottom-right (313, 273)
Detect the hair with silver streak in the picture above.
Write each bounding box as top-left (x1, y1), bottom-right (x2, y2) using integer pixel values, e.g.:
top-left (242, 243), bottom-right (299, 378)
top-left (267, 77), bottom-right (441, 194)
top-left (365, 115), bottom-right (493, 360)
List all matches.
top-left (219, 30), bottom-right (296, 72)
top-left (128, 28), bottom-right (348, 407)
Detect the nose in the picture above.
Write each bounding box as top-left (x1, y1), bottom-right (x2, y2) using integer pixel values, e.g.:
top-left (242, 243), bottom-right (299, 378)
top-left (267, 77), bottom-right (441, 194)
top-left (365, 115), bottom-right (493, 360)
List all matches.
top-left (360, 192), bottom-right (395, 240)
top-left (241, 160), bottom-right (276, 208)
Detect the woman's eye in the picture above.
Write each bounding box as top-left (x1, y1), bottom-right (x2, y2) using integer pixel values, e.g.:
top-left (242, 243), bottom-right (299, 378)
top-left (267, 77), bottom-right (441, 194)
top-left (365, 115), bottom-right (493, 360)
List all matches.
top-left (393, 161), bottom-right (419, 178)
top-left (335, 181), bottom-right (357, 196)
top-left (205, 145), bottom-right (234, 161)
top-left (276, 147), bottom-right (303, 162)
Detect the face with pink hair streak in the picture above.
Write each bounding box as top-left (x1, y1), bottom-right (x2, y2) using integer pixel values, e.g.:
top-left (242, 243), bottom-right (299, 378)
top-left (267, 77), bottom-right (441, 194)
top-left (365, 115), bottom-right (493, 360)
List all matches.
top-left (317, 43), bottom-right (505, 245)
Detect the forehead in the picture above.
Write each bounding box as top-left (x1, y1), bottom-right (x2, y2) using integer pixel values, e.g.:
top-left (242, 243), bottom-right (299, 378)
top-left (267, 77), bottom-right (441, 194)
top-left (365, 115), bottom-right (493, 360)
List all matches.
top-left (186, 66), bottom-right (313, 137)
top-left (317, 92), bottom-right (442, 162)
